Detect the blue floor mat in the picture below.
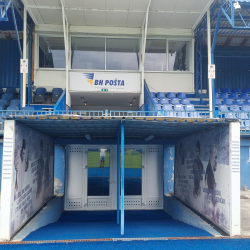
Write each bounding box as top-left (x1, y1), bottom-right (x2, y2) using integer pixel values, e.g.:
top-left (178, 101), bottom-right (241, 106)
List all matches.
top-left (23, 210), bottom-right (212, 241)
top-left (3, 239), bottom-right (250, 250)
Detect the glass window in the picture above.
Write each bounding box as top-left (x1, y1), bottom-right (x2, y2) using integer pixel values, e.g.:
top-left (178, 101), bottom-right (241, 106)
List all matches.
top-left (168, 41), bottom-right (189, 71)
top-left (87, 148), bottom-right (110, 196)
top-left (144, 39), bottom-right (166, 71)
top-left (39, 37), bottom-right (65, 68)
top-left (71, 37), bottom-right (105, 70)
top-left (123, 148), bottom-right (142, 196)
top-left (106, 38), bottom-right (139, 70)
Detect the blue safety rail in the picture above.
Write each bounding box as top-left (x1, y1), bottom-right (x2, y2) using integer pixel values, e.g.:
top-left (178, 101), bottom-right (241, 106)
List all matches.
top-left (144, 80), bottom-right (157, 113)
top-left (54, 89), bottom-right (66, 111)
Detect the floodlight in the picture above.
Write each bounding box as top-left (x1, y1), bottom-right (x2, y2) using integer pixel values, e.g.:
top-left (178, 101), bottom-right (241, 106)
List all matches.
top-left (144, 134), bottom-right (154, 141)
top-left (130, 102), bottom-right (133, 106)
top-left (234, 2), bottom-right (241, 10)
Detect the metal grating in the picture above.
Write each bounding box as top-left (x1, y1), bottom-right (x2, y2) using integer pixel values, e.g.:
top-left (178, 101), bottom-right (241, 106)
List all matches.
top-left (124, 198), bottom-right (141, 207)
top-left (67, 199), bottom-right (82, 209)
top-left (88, 198), bottom-right (110, 207)
top-left (146, 197), bottom-right (162, 208)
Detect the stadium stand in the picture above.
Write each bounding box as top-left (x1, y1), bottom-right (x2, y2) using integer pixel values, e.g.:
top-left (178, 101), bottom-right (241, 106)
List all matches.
top-left (1, 93), bottom-right (13, 107)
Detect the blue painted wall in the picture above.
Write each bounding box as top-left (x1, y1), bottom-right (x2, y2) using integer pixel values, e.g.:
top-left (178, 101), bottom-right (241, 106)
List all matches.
top-left (0, 142), bottom-right (3, 191)
top-left (164, 144), bottom-right (175, 194)
top-left (0, 40), bottom-right (22, 88)
top-left (200, 46), bottom-right (250, 92)
top-left (54, 145), bottom-right (66, 195)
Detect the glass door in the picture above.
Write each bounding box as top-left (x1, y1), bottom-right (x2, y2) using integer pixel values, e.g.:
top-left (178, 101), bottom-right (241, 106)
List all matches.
top-left (122, 148), bottom-right (144, 209)
top-left (87, 148), bottom-right (111, 209)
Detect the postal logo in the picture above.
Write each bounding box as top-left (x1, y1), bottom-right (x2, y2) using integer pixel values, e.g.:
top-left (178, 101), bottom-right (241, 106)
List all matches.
top-left (83, 73), bottom-right (94, 86)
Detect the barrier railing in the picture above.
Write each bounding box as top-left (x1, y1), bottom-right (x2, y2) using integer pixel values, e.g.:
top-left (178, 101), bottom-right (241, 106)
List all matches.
top-left (0, 109), bottom-right (248, 133)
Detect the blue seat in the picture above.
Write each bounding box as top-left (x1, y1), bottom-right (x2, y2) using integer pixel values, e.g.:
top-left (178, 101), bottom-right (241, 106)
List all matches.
top-left (215, 93), bottom-right (220, 98)
top-left (22, 106), bottom-right (35, 115)
top-left (153, 98), bottom-right (159, 104)
top-left (10, 99), bottom-right (20, 108)
top-left (230, 93), bottom-right (238, 99)
top-left (215, 99), bottom-right (222, 105)
top-left (163, 104), bottom-right (175, 117)
top-left (242, 105), bottom-right (250, 112)
top-left (1, 93), bottom-right (13, 107)
top-left (223, 98), bottom-right (233, 105)
top-left (157, 92), bottom-right (166, 98)
top-left (185, 104), bottom-right (200, 118)
top-left (218, 104), bottom-right (228, 112)
top-left (51, 88), bottom-right (63, 104)
top-left (6, 88), bottom-right (16, 96)
top-left (245, 99), bottom-right (250, 105)
top-left (233, 88), bottom-right (242, 94)
top-left (223, 88), bottom-right (232, 94)
top-left (240, 105), bottom-right (250, 127)
top-left (156, 104), bottom-right (162, 111)
top-left (23, 106), bottom-right (35, 111)
top-left (220, 93), bottom-right (228, 99)
top-left (243, 88), bottom-right (250, 94)
top-left (7, 106), bottom-right (19, 110)
top-left (228, 104), bottom-right (240, 118)
top-left (170, 97), bottom-right (180, 105)
top-left (6, 106), bottom-right (19, 115)
top-left (177, 92), bottom-right (186, 99)
top-left (167, 92), bottom-right (176, 99)
top-left (181, 98), bottom-right (190, 105)
top-left (215, 88), bottom-right (221, 93)
top-left (234, 98), bottom-right (244, 106)
top-left (34, 88), bottom-right (47, 104)
top-left (0, 99), bottom-right (7, 109)
top-left (241, 93), bottom-right (249, 99)
top-left (150, 92), bottom-right (156, 98)
top-left (174, 104), bottom-right (186, 117)
top-left (159, 98), bottom-right (169, 104)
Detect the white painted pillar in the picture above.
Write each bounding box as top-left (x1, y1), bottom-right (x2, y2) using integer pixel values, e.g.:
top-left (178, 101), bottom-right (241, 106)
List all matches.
top-left (22, 7), bottom-right (27, 108)
top-left (207, 9), bottom-right (213, 118)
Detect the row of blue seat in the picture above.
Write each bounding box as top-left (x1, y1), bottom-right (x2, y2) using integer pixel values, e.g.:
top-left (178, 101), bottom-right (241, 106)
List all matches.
top-left (215, 88), bottom-right (250, 94)
top-left (34, 88), bottom-right (63, 104)
top-left (151, 92), bottom-right (187, 99)
top-left (153, 97), bottom-right (191, 105)
top-left (216, 92), bottom-right (250, 99)
top-left (215, 98), bottom-right (250, 106)
top-left (1, 106), bottom-right (35, 112)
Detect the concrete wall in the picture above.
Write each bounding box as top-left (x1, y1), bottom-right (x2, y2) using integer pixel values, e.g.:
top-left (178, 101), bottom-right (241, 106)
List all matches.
top-left (54, 145), bottom-right (66, 195)
top-left (34, 70), bottom-right (66, 90)
top-left (145, 73), bottom-right (194, 93)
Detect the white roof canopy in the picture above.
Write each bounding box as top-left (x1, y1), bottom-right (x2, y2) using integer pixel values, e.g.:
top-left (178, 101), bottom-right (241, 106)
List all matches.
top-left (22, 0), bottom-right (214, 30)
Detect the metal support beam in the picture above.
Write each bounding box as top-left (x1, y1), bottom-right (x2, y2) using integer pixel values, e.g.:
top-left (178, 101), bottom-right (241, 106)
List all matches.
top-left (120, 121), bottom-right (125, 235)
top-left (22, 7), bottom-right (27, 108)
top-left (224, 36), bottom-right (233, 46)
top-left (0, 0), bottom-right (11, 21)
top-left (28, 29), bottom-right (33, 105)
top-left (140, 0), bottom-right (151, 107)
top-left (207, 9), bottom-right (213, 118)
top-left (117, 126), bottom-right (120, 225)
top-left (211, 8), bottom-right (222, 118)
top-left (11, 1), bottom-right (22, 109)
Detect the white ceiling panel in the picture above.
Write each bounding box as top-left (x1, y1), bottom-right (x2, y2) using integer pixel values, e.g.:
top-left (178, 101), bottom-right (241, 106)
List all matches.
top-left (26, 0), bottom-right (35, 5)
top-left (106, 0), bottom-right (130, 10)
top-left (82, 0), bottom-right (105, 9)
top-left (34, 0), bottom-right (61, 7)
top-left (129, 0), bottom-right (148, 10)
top-left (150, 0), bottom-right (177, 11)
top-left (38, 9), bottom-right (63, 25)
top-left (28, 8), bottom-right (44, 24)
top-left (173, 0), bottom-right (202, 11)
top-left (84, 11), bottom-right (107, 26)
top-left (66, 10), bottom-right (86, 26)
top-left (148, 12), bottom-right (172, 29)
top-left (166, 13), bottom-right (193, 29)
top-left (186, 13), bottom-right (202, 28)
top-left (107, 12), bottom-right (128, 27)
top-left (64, 0), bottom-right (83, 8)
top-left (126, 12), bottom-right (144, 28)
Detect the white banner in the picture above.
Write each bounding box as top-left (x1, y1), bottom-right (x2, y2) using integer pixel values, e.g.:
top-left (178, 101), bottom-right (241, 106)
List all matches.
top-left (175, 124), bottom-right (234, 234)
top-left (0, 121), bottom-right (54, 239)
top-left (70, 72), bottom-right (141, 93)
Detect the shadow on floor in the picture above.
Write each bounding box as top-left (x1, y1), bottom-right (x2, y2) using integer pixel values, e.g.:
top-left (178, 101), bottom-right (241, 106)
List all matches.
top-left (23, 210), bottom-right (213, 241)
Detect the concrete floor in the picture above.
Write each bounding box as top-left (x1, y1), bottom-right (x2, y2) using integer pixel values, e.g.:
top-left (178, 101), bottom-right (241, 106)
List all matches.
top-left (241, 190), bottom-right (250, 236)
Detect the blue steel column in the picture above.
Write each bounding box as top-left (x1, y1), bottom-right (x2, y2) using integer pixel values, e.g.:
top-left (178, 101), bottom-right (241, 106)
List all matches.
top-left (11, 2), bottom-right (22, 109)
top-left (117, 127), bottom-right (120, 225)
top-left (211, 9), bottom-right (222, 117)
top-left (120, 121), bottom-right (125, 235)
